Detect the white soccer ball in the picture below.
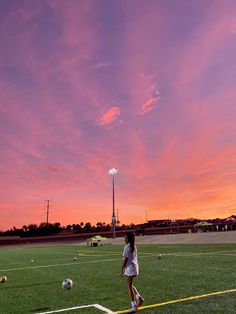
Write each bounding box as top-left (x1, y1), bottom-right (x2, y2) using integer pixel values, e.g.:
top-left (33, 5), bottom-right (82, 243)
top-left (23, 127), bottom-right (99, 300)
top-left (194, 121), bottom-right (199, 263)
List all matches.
top-left (73, 257), bottom-right (77, 261)
top-left (0, 276), bottom-right (7, 283)
top-left (62, 278), bottom-right (73, 290)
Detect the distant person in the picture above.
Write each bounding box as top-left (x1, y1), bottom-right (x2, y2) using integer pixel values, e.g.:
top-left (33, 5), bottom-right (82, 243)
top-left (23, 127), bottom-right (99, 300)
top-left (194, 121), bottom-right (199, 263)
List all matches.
top-left (120, 231), bottom-right (144, 313)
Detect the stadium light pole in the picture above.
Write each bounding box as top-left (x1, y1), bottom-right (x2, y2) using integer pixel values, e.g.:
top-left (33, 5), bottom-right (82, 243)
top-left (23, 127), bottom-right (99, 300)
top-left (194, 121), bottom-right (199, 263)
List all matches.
top-left (108, 168), bottom-right (118, 238)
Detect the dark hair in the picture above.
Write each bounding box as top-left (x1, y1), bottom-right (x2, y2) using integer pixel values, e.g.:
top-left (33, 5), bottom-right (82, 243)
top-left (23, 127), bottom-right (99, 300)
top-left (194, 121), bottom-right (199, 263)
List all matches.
top-left (125, 231), bottom-right (135, 253)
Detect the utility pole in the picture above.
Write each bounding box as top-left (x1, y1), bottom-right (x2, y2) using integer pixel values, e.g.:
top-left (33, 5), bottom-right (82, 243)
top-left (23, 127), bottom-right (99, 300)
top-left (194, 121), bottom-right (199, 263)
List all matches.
top-left (108, 168), bottom-right (118, 238)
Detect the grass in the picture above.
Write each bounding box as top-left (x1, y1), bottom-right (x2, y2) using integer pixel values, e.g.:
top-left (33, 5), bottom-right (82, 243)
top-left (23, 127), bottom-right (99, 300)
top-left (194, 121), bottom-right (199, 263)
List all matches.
top-left (0, 242), bottom-right (235, 313)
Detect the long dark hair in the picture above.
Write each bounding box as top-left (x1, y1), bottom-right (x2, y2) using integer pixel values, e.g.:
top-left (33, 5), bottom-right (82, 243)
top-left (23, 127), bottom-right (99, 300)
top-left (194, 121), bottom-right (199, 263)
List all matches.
top-left (125, 231), bottom-right (135, 253)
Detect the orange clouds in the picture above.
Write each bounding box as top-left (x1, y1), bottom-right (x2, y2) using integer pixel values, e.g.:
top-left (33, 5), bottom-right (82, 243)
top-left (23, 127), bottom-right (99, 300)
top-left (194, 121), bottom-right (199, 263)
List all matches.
top-left (99, 106), bottom-right (120, 125)
top-left (139, 94), bottom-right (160, 114)
top-left (1, 1), bottom-right (236, 232)
top-left (138, 84), bottom-right (160, 115)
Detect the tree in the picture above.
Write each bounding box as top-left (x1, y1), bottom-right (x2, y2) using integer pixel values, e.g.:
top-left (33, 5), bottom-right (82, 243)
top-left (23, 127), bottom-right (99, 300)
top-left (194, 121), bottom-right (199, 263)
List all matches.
top-left (83, 222), bottom-right (92, 233)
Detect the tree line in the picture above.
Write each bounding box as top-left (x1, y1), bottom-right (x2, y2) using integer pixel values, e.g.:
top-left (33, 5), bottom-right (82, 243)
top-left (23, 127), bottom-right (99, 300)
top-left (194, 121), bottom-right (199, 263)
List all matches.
top-left (1, 215), bottom-right (235, 238)
top-left (0, 221), bottom-right (136, 237)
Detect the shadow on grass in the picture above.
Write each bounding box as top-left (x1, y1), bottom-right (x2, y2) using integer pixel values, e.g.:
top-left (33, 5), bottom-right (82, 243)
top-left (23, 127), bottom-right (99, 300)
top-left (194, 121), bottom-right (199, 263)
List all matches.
top-left (31, 307), bottom-right (50, 313)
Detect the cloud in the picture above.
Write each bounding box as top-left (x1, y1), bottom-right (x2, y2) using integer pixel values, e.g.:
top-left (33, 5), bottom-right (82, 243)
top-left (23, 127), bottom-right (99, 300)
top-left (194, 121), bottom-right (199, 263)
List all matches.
top-left (99, 106), bottom-right (120, 125)
top-left (1, 1), bottom-right (236, 230)
top-left (139, 86), bottom-right (160, 115)
top-left (48, 0), bottom-right (97, 56)
top-left (92, 62), bottom-right (111, 70)
top-left (139, 96), bottom-right (159, 114)
top-left (174, 4), bottom-right (236, 86)
top-left (139, 73), bottom-right (157, 80)
top-left (41, 163), bottom-right (64, 174)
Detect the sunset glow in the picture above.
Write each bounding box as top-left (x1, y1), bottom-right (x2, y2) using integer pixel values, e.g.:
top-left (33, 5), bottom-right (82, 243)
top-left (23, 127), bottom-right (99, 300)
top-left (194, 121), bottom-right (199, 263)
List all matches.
top-left (1, 0), bottom-right (236, 231)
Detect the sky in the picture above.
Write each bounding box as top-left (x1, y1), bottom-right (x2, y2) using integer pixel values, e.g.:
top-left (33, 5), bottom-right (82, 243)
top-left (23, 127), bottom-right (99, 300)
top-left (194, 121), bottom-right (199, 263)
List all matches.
top-left (1, 0), bottom-right (236, 231)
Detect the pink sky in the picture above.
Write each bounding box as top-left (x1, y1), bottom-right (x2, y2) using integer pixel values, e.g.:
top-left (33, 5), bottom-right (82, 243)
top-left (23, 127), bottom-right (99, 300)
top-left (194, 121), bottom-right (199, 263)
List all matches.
top-left (1, 0), bottom-right (236, 231)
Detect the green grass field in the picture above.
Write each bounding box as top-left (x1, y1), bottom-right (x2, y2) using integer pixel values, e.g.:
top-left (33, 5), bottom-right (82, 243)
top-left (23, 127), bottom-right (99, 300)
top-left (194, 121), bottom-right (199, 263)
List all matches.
top-left (0, 242), bottom-right (236, 313)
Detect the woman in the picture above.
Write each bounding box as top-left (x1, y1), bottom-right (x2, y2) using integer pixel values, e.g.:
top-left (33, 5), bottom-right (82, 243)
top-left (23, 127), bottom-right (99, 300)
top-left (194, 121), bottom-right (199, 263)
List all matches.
top-left (121, 232), bottom-right (144, 313)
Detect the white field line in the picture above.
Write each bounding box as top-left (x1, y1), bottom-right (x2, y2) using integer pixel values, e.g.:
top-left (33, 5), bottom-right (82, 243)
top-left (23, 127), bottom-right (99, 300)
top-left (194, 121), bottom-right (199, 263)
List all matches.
top-left (94, 303), bottom-right (116, 313)
top-left (77, 250), bottom-right (120, 254)
top-left (46, 248), bottom-right (236, 257)
top-left (46, 252), bottom-right (77, 255)
top-left (82, 248), bottom-right (236, 255)
top-left (79, 253), bottom-right (120, 256)
top-left (163, 249), bottom-right (236, 257)
top-left (1, 249), bottom-right (236, 272)
top-left (0, 258), bottom-right (122, 272)
top-left (171, 252), bottom-right (236, 257)
top-left (46, 251), bottom-right (120, 256)
top-left (78, 251), bottom-right (120, 256)
top-left (37, 303), bottom-right (115, 314)
top-left (37, 304), bottom-right (94, 313)
top-left (211, 253), bottom-right (236, 256)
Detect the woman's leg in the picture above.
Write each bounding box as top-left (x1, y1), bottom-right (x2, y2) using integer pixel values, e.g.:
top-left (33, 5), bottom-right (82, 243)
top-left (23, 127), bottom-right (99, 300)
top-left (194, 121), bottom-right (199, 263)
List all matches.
top-left (132, 285), bottom-right (139, 297)
top-left (126, 276), bottom-right (135, 302)
top-left (133, 284), bottom-right (144, 306)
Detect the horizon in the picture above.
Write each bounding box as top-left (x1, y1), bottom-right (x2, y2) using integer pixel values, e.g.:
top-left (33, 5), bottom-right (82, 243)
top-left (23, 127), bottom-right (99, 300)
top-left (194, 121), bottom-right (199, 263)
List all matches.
top-left (1, 212), bottom-right (235, 233)
top-left (1, 0), bottom-right (236, 231)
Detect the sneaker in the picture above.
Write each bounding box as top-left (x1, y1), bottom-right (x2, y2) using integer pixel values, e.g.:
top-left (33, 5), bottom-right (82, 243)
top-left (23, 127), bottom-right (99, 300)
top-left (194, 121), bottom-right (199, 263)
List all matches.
top-left (137, 295), bottom-right (145, 307)
top-left (128, 304), bottom-right (138, 313)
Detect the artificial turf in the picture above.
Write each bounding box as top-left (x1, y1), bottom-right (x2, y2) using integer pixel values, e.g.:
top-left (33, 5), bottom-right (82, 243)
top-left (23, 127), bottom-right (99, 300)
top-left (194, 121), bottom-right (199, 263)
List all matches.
top-left (0, 243), bottom-right (235, 313)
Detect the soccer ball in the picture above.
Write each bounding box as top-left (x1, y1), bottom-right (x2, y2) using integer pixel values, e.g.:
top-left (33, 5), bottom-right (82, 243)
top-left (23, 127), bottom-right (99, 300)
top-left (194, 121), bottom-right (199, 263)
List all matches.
top-left (73, 257), bottom-right (77, 261)
top-left (0, 276), bottom-right (7, 283)
top-left (158, 254), bottom-right (162, 260)
top-left (62, 278), bottom-right (73, 290)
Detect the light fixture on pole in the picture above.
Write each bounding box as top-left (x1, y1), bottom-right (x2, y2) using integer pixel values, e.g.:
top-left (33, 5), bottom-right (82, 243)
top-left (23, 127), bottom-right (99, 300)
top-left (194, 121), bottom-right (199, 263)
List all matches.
top-left (108, 168), bottom-right (118, 238)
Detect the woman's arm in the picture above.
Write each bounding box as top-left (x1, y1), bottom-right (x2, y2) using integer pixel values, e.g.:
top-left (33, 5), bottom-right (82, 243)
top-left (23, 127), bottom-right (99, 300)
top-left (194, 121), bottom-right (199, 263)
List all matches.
top-left (121, 257), bottom-right (128, 276)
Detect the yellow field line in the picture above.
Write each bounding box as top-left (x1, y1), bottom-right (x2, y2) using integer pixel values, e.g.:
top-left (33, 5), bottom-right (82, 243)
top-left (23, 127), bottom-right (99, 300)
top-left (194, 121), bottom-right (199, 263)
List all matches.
top-left (115, 288), bottom-right (236, 313)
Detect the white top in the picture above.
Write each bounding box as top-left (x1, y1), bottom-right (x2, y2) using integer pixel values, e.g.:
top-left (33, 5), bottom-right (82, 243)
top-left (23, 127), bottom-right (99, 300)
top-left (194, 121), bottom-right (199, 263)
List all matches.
top-left (122, 243), bottom-right (139, 276)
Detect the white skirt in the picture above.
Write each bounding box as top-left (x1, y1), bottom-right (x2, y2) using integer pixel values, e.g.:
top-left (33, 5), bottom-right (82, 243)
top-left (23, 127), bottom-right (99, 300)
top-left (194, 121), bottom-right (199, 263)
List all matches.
top-left (124, 264), bottom-right (139, 277)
